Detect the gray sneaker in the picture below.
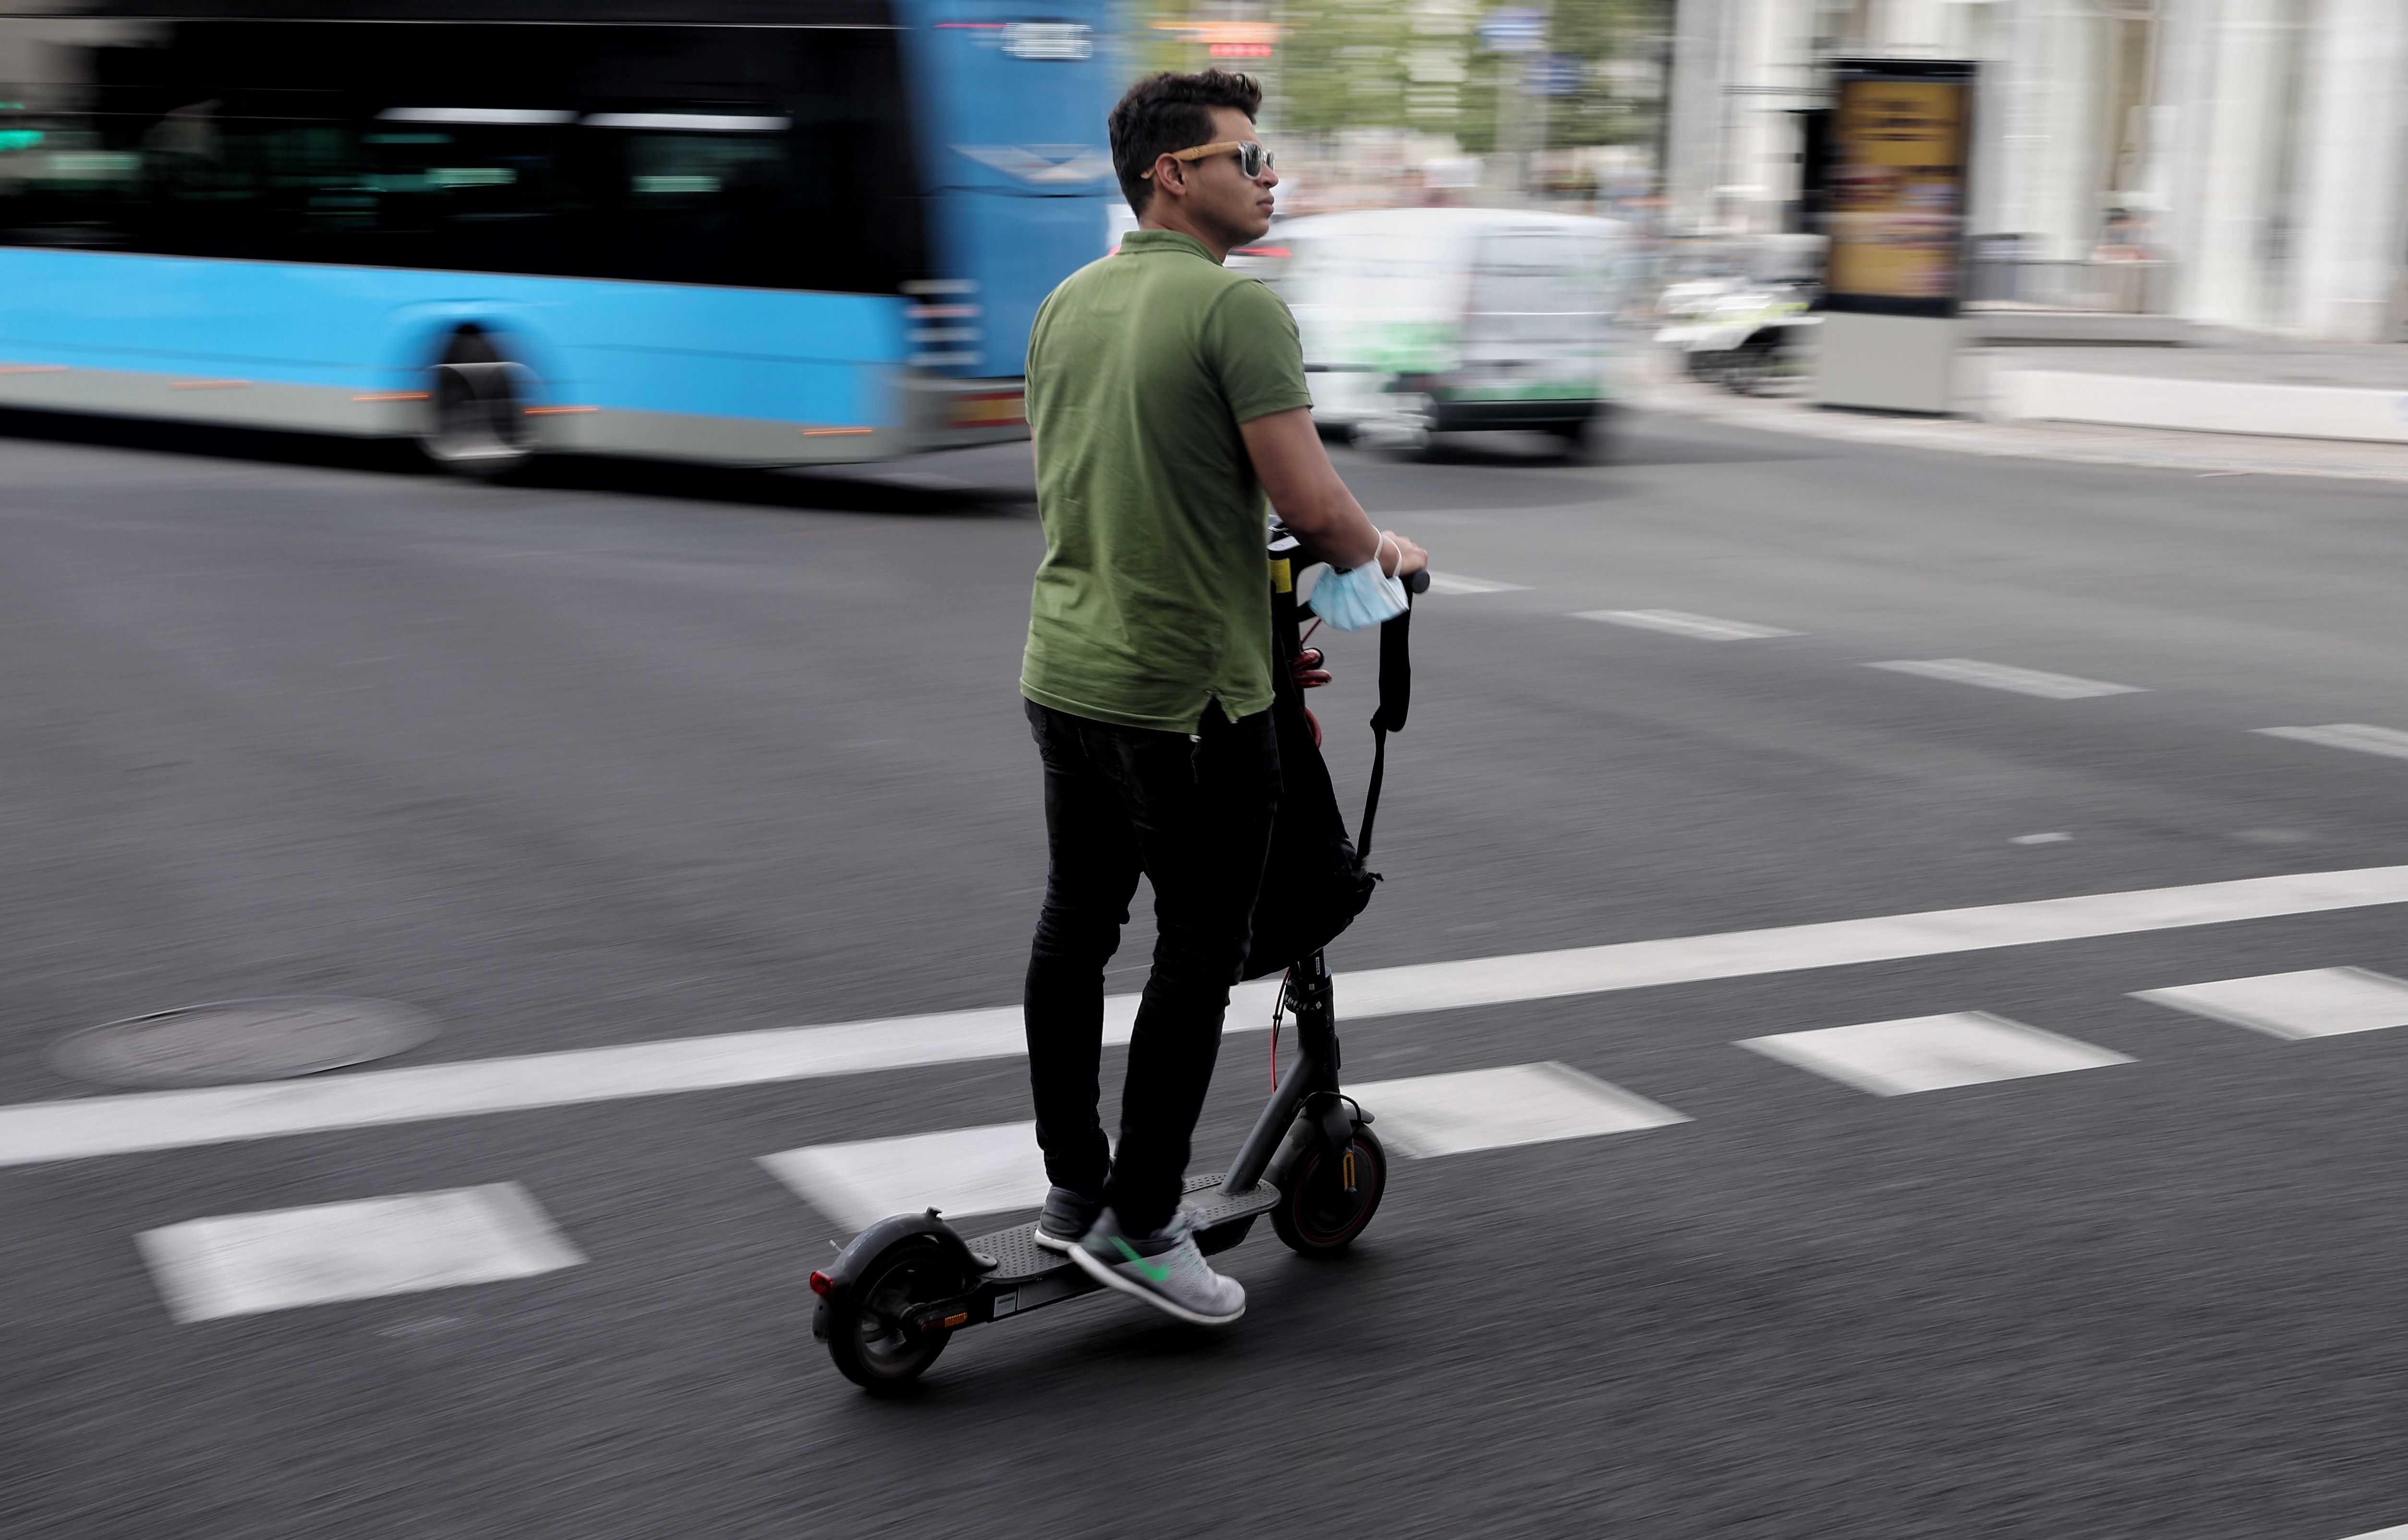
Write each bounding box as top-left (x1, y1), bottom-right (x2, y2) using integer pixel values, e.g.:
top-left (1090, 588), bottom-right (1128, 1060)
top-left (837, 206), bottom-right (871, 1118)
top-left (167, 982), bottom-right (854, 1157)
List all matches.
top-left (1068, 1207), bottom-right (1246, 1326)
top-left (1033, 1186), bottom-right (1103, 1254)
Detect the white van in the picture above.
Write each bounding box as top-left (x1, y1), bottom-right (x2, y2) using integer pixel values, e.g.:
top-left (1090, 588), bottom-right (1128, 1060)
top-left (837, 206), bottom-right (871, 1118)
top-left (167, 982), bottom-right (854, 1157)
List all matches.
top-left (1264, 206), bottom-right (1636, 453)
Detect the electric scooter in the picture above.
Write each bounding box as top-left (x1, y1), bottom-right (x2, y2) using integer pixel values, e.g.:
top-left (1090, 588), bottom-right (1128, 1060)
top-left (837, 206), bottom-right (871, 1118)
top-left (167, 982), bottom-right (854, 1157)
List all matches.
top-left (809, 541), bottom-right (1428, 1395)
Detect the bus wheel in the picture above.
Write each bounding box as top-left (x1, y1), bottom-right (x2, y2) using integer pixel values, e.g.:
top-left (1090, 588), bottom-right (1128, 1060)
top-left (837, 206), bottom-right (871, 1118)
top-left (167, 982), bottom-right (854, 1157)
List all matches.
top-left (422, 334), bottom-right (533, 479)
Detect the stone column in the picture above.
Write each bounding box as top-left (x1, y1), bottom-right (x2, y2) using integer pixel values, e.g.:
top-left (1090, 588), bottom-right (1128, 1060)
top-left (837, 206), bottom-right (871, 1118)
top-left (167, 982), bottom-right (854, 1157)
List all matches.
top-left (2176, 0), bottom-right (2296, 326)
top-left (1869, 0), bottom-right (1954, 52)
top-left (1965, 0), bottom-right (2016, 240)
top-left (1990, 0), bottom-right (2112, 263)
top-left (1665, 0), bottom-right (1733, 232)
top-left (2290, 0), bottom-right (2408, 340)
top-left (1721, 0), bottom-right (1821, 232)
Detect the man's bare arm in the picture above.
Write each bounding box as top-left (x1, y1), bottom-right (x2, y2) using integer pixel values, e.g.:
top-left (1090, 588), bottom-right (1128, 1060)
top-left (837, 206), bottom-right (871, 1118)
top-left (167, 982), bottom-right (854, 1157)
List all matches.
top-left (1240, 407), bottom-right (1427, 576)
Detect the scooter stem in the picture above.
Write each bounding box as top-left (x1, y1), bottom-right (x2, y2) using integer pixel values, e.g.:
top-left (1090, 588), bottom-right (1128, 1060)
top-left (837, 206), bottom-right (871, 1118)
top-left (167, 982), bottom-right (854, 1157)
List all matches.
top-left (1221, 1053), bottom-right (1316, 1197)
top-left (1221, 952), bottom-right (1340, 1195)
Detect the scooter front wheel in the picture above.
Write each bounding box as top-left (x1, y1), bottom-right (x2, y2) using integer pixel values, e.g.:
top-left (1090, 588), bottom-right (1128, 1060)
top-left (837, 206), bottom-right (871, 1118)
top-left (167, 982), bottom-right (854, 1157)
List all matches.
top-left (824, 1238), bottom-right (958, 1394)
top-left (1271, 1126), bottom-right (1387, 1257)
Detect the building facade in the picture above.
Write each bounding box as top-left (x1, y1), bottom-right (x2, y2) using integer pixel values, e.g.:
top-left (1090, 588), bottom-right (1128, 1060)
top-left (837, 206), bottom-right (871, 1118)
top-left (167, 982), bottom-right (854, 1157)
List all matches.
top-left (1665, 0), bottom-right (2408, 340)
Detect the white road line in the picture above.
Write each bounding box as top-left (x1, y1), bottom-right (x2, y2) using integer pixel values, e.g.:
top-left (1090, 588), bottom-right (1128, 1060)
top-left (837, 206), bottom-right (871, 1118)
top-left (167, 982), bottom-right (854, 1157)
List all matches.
top-left (2336, 1527), bottom-right (2408, 1540)
top-left (136, 1183), bottom-right (583, 1323)
top-left (1424, 573), bottom-right (1530, 595)
top-left (1739, 1012), bottom-right (2134, 1096)
top-left (8, 865), bottom-right (2408, 1167)
top-left (1327, 867), bottom-right (2408, 1018)
top-left (760, 1122), bottom-right (1047, 1232)
top-left (1867, 658), bottom-right (2145, 699)
top-left (1351, 1063), bottom-right (1687, 1157)
top-left (1573, 608), bottom-right (1799, 640)
top-left (2257, 724), bottom-right (2408, 761)
top-left (2133, 967), bottom-right (2408, 1041)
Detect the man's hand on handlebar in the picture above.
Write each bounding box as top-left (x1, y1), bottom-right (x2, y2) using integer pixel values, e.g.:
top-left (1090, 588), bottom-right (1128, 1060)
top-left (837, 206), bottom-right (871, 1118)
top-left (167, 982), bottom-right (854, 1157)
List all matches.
top-left (1288, 527), bottom-right (1429, 579)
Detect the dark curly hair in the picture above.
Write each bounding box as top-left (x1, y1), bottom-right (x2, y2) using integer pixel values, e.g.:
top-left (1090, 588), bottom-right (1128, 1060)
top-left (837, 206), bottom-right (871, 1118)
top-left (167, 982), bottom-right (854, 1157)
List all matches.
top-left (1107, 69), bottom-right (1263, 216)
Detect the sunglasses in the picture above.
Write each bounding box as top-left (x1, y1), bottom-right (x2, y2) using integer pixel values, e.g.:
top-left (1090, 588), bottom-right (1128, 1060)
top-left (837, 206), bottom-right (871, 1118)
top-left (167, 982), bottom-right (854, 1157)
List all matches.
top-left (1145, 139), bottom-right (1276, 180)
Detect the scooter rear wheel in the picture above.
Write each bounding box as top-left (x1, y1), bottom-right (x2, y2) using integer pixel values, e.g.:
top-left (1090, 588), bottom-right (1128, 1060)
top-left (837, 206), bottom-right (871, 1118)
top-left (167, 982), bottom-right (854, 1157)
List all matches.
top-left (825, 1238), bottom-right (958, 1394)
top-left (1271, 1126), bottom-right (1387, 1257)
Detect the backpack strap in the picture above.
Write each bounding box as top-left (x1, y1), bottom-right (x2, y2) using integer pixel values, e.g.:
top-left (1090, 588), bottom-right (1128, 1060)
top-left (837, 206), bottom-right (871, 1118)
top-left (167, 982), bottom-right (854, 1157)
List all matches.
top-left (1355, 587), bottom-right (1416, 858)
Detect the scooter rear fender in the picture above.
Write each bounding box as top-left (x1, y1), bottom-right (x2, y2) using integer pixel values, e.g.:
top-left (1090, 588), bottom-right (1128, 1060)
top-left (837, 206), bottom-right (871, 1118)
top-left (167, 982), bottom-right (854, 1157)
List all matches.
top-left (817, 1214), bottom-right (992, 1298)
top-left (811, 1213), bottom-right (996, 1342)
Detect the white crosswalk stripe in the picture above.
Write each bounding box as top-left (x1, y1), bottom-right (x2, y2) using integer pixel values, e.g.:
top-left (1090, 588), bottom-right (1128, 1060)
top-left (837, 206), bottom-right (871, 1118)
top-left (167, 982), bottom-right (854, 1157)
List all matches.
top-left (1573, 608), bottom-right (1799, 640)
top-left (1348, 1062), bottom-right (1687, 1157)
top-left (758, 1065), bottom-right (1689, 1229)
top-left (1739, 1012), bottom-right (2134, 1096)
top-left (761, 1122), bottom-right (1047, 1233)
top-left (2256, 723), bottom-right (2408, 761)
top-left (138, 1183), bottom-right (583, 1324)
top-left (1866, 658), bottom-right (2145, 699)
top-left (2133, 967), bottom-right (2408, 1040)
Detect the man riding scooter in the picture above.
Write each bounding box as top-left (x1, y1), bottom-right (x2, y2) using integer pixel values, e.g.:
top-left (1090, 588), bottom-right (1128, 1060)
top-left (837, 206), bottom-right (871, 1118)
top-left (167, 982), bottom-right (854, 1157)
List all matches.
top-left (1017, 67), bottom-right (1430, 1326)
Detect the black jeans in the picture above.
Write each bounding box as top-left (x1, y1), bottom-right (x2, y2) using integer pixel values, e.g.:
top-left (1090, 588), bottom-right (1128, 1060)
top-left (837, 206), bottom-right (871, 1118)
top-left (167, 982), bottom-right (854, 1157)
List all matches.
top-left (1022, 697), bottom-right (1280, 1235)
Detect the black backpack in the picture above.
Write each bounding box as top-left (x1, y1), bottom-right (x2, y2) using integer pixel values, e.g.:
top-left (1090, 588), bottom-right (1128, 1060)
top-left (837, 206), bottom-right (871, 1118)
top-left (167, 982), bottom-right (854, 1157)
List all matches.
top-left (1241, 529), bottom-right (1416, 980)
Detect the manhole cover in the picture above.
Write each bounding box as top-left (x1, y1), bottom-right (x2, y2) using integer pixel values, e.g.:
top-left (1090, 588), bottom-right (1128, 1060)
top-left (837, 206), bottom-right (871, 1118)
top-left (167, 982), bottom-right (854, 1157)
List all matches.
top-left (50, 998), bottom-right (440, 1089)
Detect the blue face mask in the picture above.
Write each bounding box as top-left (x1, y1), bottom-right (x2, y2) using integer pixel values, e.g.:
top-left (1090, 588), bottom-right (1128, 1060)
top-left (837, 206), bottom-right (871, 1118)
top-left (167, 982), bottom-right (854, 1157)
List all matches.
top-left (1311, 558), bottom-right (1409, 631)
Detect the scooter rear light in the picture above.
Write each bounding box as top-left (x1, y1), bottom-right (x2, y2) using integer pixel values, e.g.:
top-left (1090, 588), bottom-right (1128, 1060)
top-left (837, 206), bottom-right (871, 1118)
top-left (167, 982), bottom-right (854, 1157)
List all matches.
top-left (809, 1270), bottom-right (835, 1297)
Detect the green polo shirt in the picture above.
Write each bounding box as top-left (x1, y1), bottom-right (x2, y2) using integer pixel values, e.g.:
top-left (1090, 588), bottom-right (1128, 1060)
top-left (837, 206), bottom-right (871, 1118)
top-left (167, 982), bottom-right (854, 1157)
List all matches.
top-left (1020, 228), bottom-right (1314, 734)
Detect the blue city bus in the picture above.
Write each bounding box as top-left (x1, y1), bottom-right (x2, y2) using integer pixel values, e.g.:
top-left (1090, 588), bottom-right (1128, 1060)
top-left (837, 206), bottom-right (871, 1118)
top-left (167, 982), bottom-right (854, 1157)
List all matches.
top-left (0, 0), bottom-right (1119, 469)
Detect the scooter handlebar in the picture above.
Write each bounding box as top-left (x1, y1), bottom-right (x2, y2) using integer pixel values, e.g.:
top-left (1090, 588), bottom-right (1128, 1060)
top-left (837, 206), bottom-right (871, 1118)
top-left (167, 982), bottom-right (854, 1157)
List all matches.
top-left (1403, 569), bottom-right (1430, 596)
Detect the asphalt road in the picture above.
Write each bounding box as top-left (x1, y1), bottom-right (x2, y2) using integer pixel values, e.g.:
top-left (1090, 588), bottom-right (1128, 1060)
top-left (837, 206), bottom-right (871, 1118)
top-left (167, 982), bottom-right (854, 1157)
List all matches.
top-left (5, 407), bottom-right (2408, 1540)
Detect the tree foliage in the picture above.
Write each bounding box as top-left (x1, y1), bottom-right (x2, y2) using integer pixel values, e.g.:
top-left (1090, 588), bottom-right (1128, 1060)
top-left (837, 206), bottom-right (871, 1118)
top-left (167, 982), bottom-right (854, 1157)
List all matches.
top-left (1135, 0), bottom-right (1673, 149)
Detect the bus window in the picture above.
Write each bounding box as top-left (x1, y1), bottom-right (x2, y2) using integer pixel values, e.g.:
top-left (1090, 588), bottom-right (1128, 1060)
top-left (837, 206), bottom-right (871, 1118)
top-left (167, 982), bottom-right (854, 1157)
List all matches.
top-left (0, 19), bottom-right (926, 293)
top-left (0, 126), bottom-right (143, 248)
top-left (584, 118), bottom-right (797, 290)
top-left (360, 113), bottom-right (580, 275)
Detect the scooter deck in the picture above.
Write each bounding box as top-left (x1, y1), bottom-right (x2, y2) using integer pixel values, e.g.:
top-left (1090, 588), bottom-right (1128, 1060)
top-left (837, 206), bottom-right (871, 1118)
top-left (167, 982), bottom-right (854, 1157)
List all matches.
top-left (970, 1174), bottom-right (1281, 1321)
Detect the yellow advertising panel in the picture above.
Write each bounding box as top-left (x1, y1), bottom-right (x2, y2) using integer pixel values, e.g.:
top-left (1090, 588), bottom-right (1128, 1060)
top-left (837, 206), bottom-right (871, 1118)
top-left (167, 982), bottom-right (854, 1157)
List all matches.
top-left (1827, 73), bottom-right (1969, 306)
